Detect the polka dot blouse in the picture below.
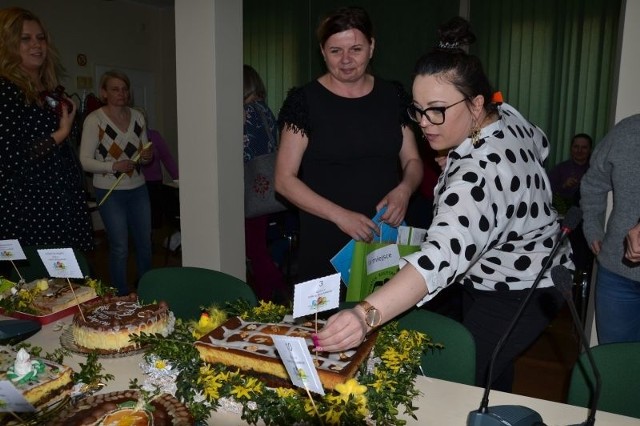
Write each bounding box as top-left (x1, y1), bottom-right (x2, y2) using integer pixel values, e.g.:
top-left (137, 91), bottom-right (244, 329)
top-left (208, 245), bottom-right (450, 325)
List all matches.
top-left (402, 103), bottom-right (573, 304)
top-left (0, 77), bottom-right (94, 252)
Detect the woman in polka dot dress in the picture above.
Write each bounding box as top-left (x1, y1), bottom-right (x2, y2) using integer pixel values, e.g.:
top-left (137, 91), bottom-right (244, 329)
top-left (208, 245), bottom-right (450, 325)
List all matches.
top-left (0, 8), bottom-right (93, 253)
top-left (317, 17), bottom-right (573, 392)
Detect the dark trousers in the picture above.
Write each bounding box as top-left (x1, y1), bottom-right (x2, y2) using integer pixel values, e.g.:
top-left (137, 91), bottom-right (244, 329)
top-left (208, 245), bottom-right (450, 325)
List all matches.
top-left (146, 180), bottom-right (164, 229)
top-left (245, 215), bottom-right (288, 303)
top-left (462, 285), bottom-right (564, 392)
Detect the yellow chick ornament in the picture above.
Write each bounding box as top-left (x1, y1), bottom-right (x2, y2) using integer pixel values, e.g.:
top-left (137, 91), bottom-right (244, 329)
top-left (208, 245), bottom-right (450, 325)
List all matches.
top-left (191, 307), bottom-right (227, 339)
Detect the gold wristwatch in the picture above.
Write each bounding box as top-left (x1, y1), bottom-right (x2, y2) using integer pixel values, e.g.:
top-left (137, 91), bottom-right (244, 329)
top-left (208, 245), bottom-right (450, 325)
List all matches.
top-left (356, 301), bottom-right (382, 329)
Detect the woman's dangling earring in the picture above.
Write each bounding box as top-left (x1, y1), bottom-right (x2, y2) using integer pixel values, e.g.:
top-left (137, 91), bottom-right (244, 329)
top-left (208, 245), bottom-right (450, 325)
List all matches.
top-left (470, 119), bottom-right (481, 147)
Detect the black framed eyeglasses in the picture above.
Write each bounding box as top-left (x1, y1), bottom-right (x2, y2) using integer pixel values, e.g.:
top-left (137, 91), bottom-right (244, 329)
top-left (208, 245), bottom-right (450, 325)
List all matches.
top-left (407, 98), bottom-right (467, 125)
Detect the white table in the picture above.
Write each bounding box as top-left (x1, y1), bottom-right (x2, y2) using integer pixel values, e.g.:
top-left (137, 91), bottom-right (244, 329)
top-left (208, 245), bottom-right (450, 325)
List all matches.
top-left (12, 317), bottom-right (640, 426)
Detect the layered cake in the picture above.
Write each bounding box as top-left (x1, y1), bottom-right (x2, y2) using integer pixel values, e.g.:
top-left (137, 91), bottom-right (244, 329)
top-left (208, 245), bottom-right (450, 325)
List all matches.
top-left (0, 348), bottom-right (73, 408)
top-left (31, 278), bottom-right (97, 314)
top-left (195, 316), bottom-right (377, 390)
top-left (0, 278), bottom-right (97, 315)
top-left (72, 293), bottom-right (175, 354)
top-left (51, 390), bottom-right (193, 426)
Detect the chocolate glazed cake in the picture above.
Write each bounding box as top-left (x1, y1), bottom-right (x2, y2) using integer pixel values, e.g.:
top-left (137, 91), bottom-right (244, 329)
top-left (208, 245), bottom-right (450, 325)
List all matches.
top-left (71, 293), bottom-right (175, 354)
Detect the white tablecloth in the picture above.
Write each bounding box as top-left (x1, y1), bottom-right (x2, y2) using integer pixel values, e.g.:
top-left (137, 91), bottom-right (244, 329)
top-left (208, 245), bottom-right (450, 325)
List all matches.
top-left (8, 316), bottom-right (640, 425)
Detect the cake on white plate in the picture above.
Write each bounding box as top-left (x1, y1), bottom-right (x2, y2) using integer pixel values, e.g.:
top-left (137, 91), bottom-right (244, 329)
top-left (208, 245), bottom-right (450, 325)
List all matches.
top-left (71, 293), bottom-right (175, 354)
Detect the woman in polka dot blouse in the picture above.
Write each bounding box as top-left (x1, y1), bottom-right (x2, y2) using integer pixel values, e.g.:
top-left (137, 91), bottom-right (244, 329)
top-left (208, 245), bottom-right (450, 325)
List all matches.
top-left (0, 8), bottom-right (93, 253)
top-left (317, 17), bottom-right (573, 392)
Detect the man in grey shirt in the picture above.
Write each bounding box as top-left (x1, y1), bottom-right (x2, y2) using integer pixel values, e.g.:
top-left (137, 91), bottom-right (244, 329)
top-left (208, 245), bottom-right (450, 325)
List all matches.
top-left (580, 114), bottom-right (640, 344)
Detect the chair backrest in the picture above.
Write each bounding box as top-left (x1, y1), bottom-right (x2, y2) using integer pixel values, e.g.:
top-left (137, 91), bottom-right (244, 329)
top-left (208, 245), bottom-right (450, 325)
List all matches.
top-left (396, 307), bottom-right (476, 386)
top-left (137, 266), bottom-right (258, 321)
top-left (567, 341), bottom-right (640, 419)
top-left (9, 246), bottom-right (91, 282)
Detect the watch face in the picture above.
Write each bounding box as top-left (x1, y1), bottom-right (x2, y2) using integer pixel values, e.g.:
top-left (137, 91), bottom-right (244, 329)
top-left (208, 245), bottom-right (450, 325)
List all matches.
top-left (366, 308), bottom-right (381, 327)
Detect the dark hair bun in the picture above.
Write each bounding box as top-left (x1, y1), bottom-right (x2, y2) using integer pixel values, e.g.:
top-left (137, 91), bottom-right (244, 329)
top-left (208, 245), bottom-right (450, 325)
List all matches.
top-left (437, 16), bottom-right (476, 50)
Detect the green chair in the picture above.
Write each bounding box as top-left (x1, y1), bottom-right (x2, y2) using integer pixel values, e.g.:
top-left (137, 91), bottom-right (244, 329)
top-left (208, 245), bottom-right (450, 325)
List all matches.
top-left (396, 307), bottom-right (476, 386)
top-left (9, 246), bottom-right (91, 282)
top-left (137, 266), bottom-right (258, 321)
top-left (567, 341), bottom-right (640, 419)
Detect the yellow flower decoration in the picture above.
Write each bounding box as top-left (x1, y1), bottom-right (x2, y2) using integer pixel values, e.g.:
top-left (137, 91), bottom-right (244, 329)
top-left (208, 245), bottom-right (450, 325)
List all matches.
top-left (323, 406), bottom-right (345, 425)
top-left (198, 364), bottom-right (227, 400)
top-left (274, 387), bottom-right (298, 398)
top-left (334, 378), bottom-right (367, 403)
top-left (230, 377), bottom-right (263, 400)
top-left (154, 359), bottom-right (167, 370)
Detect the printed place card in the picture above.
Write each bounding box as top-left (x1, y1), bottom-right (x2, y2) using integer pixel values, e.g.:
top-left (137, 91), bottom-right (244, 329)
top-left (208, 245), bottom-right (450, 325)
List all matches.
top-left (293, 273), bottom-right (340, 318)
top-left (272, 335), bottom-right (324, 395)
top-left (37, 248), bottom-right (83, 279)
top-left (0, 380), bottom-right (35, 413)
top-left (0, 240), bottom-right (26, 261)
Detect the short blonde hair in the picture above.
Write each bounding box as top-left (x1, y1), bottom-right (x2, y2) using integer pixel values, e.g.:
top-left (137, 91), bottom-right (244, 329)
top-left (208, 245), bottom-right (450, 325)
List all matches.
top-left (99, 69), bottom-right (131, 104)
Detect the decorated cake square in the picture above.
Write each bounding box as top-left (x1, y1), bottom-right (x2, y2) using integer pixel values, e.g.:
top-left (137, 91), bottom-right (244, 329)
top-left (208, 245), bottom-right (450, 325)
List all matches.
top-left (0, 278), bottom-right (98, 316)
top-left (194, 316), bottom-right (377, 390)
top-left (0, 347), bottom-right (73, 408)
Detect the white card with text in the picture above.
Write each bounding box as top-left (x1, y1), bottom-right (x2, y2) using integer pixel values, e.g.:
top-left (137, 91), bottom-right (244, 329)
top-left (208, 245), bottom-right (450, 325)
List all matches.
top-left (272, 335), bottom-right (324, 395)
top-left (292, 273), bottom-right (340, 319)
top-left (37, 248), bottom-right (83, 279)
top-left (0, 240), bottom-right (26, 261)
top-left (0, 380), bottom-right (36, 413)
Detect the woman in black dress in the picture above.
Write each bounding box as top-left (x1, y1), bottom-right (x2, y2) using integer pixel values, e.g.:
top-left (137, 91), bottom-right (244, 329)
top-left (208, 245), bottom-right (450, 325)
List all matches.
top-left (275, 6), bottom-right (423, 282)
top-left (0, 7), bottom-right (93, 253)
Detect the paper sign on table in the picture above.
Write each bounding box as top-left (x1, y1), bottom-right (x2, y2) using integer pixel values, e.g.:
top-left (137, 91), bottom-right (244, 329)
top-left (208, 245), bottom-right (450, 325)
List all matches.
top-left (37, 248), bottom-right (83, 279)
top-left (292, 273), bottom-right (340, 319)
top-left (0, 381), bottom-right (36, 413)
top-left (272, 335), bottom-right (325, 395)
top-left (0, 240), bottom-right (26, 261)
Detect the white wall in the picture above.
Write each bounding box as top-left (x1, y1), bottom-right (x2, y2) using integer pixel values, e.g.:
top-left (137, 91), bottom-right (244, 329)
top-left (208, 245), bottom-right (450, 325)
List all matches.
top-left (174, 0), bottom-right (245, 278)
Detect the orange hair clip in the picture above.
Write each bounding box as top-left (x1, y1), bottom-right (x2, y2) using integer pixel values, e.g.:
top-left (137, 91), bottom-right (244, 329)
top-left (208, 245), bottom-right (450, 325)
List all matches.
top-left (491, 91), bottom-right (504, 105)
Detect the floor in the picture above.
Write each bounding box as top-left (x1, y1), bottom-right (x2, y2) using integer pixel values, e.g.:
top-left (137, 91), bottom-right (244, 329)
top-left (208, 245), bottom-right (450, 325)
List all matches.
top-left (84, 224), bottom-right (581, 404)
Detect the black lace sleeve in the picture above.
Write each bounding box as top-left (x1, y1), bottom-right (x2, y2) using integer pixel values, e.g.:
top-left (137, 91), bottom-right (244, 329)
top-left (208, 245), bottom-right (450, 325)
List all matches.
top-left (277, 86), bottom-right (310, 138)
top-left (391, 80), bottom-right (413, 127)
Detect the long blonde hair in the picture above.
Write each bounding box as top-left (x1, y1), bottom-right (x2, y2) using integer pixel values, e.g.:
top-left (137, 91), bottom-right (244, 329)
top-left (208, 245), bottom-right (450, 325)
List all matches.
top-left (0, 7), bottom-right (64, 104)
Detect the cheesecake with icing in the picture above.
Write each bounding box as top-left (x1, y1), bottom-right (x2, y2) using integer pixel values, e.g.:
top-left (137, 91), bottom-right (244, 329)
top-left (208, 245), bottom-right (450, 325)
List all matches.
top-left (71, 293), bottom-right (175, 354)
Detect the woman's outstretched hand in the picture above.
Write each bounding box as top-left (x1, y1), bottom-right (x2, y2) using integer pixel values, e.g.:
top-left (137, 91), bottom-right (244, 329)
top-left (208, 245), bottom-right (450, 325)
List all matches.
top-left (315, 308), bottom-right (367, 352)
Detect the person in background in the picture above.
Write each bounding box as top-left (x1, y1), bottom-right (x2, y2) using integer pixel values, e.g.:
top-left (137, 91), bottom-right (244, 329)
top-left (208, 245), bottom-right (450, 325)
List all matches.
top-left (580, 114), bottom-right (640, 344)
top-left (549, 133), bottom-right (593, 213)
top-left (243, 64), bottom-right (289, 302)
top-left (0, 7), bottom-right (93, 253)
top-left (80, 70), bottom-right (153, 296)
top-left (275, 6), bottom-right (423, 282)
top-left (316, 17), bottom-right (571, 393)
top-left (139, 109), bottom-right (179, 230)
top-left (549, 133), bottom-right (594, 277)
